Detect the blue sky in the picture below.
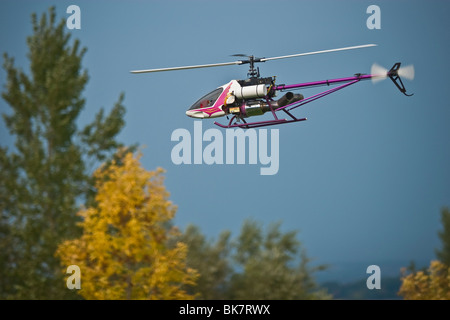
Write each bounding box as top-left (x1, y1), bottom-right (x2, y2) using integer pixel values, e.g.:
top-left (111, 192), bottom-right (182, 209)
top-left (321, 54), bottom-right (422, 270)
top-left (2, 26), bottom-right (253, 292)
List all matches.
top-left (1, 0), bottom-right (449, 283)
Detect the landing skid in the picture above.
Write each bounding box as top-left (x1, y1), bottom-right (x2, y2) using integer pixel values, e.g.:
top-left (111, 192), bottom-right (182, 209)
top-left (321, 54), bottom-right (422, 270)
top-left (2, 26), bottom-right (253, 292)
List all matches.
top-left (214, 107), bottom-right (308, 128)
top-left (214, 117), bottom-right (307, 129)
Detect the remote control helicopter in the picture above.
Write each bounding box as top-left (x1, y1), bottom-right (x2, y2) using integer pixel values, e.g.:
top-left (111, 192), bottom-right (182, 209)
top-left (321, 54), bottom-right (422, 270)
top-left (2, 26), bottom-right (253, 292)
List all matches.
top-left (131, 44), bottom-right (414, 129)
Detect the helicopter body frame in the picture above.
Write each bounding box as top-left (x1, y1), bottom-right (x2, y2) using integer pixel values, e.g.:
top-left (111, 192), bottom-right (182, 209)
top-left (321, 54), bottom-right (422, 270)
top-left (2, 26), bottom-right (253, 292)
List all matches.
top-left (131, 45), bottom-right (413, 129)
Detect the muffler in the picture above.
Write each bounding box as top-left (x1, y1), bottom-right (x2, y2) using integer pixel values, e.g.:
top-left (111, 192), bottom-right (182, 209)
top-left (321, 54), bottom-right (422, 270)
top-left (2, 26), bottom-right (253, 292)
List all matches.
top-left (276, 92), bottom-right (304, 108)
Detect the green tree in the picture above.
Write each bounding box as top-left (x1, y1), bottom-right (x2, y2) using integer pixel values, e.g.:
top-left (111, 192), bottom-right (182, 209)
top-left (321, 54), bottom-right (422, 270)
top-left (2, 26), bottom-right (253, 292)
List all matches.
top-left (179, 225), bottom-right (231, 299)
top-left (181, 219), bottom-right (330, 300)
top-left (436, 207), bottom-right (450, 266)
top-left (229, 220), bottom-right (329, 299)
top-left (56, 152), bottom-right (197, 300)
top-left (0, 7), bottom-right (130, 299)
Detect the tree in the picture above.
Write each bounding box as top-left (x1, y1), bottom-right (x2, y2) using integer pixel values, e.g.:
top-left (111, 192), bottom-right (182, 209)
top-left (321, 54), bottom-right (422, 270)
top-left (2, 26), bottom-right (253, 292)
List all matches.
top-left (228, 220), bottom-right (330, 300)
top-left (181, 219), bottom-right (330, 300)
top-left (0, 7), bottom-right (130, 299)
top-left (178, 225), bottom-right (231, 299)
top-left (436, 207), bottom-right (450, 266)
top-left (398, 207), bottom-right (450, 300)
top-left (398, 260), bottom-right (450, 300)
top-left (56, 152), bottom-right (197, 300)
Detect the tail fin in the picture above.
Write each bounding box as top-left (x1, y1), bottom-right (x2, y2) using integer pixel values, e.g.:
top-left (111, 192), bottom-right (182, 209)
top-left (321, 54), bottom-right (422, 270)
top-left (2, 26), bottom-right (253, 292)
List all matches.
top-left (388, 63), bottom-right (414, 96)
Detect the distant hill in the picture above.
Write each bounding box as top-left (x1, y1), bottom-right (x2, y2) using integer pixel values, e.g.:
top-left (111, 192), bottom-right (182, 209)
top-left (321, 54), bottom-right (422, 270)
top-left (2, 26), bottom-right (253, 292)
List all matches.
top-left (314, 259), bottom-right (431, 299)
top-left (322, 277), bottom-right (402, 300)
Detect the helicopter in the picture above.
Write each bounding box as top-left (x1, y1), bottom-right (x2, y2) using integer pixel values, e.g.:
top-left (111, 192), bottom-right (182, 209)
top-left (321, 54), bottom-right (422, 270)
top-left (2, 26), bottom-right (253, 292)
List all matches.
top-left (131, 44), bottom-right (414, 129)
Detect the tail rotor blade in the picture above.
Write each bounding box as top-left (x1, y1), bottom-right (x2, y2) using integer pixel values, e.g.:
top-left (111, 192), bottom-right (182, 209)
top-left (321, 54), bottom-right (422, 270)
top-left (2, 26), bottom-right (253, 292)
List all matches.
top-left (398, 64), bottom-right (415, 80)
top-left (370, 63), bottom-right (388, 83)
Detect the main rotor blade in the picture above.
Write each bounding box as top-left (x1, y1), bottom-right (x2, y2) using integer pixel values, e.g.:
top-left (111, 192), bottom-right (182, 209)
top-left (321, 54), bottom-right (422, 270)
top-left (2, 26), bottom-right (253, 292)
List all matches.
top-left (260, 44), bottom-right (377, 62)
top-left (131, 44), bottom-right (376, 74)
top-left (130, 61), bottom-right (242, 74)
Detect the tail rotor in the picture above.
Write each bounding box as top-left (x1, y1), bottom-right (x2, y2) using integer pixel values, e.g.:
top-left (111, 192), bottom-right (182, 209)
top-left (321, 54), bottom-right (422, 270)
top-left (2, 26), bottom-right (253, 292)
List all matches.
top-left (370, 62), bottom-right (414, 96)
top-left (397, 64), bottom-right (415, 81)
top-left (370, 63), bottom-right (388, 83)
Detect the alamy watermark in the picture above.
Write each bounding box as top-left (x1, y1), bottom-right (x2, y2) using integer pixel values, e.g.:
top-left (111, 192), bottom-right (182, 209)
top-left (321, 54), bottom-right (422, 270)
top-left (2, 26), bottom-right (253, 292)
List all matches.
top-left (366, 265), bottom-right (381, 290)
top-left (66, 265), bottom-right (81, 290)
top-left (66, 5), bottom-right (81, 30)
top-left (171, 121), bottom-right (279, 175)
top-left (366, 5), bottom-right (381, 30)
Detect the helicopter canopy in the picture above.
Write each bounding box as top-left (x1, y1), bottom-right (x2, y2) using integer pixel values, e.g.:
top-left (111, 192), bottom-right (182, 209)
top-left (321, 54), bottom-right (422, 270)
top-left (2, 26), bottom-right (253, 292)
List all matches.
top-left (189, 87), bottom-right (223, 110)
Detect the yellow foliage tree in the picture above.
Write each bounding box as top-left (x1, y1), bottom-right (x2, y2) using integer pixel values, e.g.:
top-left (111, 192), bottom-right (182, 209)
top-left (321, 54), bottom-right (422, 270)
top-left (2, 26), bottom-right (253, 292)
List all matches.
top-left (56, 152), bottom-right (197, 299)
top-left (398, 260), bottom-right (450, 300)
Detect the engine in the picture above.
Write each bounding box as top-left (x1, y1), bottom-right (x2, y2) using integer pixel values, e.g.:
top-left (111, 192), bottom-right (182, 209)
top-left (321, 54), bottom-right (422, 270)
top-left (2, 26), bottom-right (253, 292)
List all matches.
top-left (228, 92), bottom-right (304, 118)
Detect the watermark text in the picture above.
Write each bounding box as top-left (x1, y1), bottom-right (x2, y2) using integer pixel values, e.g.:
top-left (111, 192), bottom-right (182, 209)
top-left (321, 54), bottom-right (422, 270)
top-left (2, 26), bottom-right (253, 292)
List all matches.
top-left (66, 265), bottom-right (81, 290)
top-left (171, 121), bottom-right (279, 175)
